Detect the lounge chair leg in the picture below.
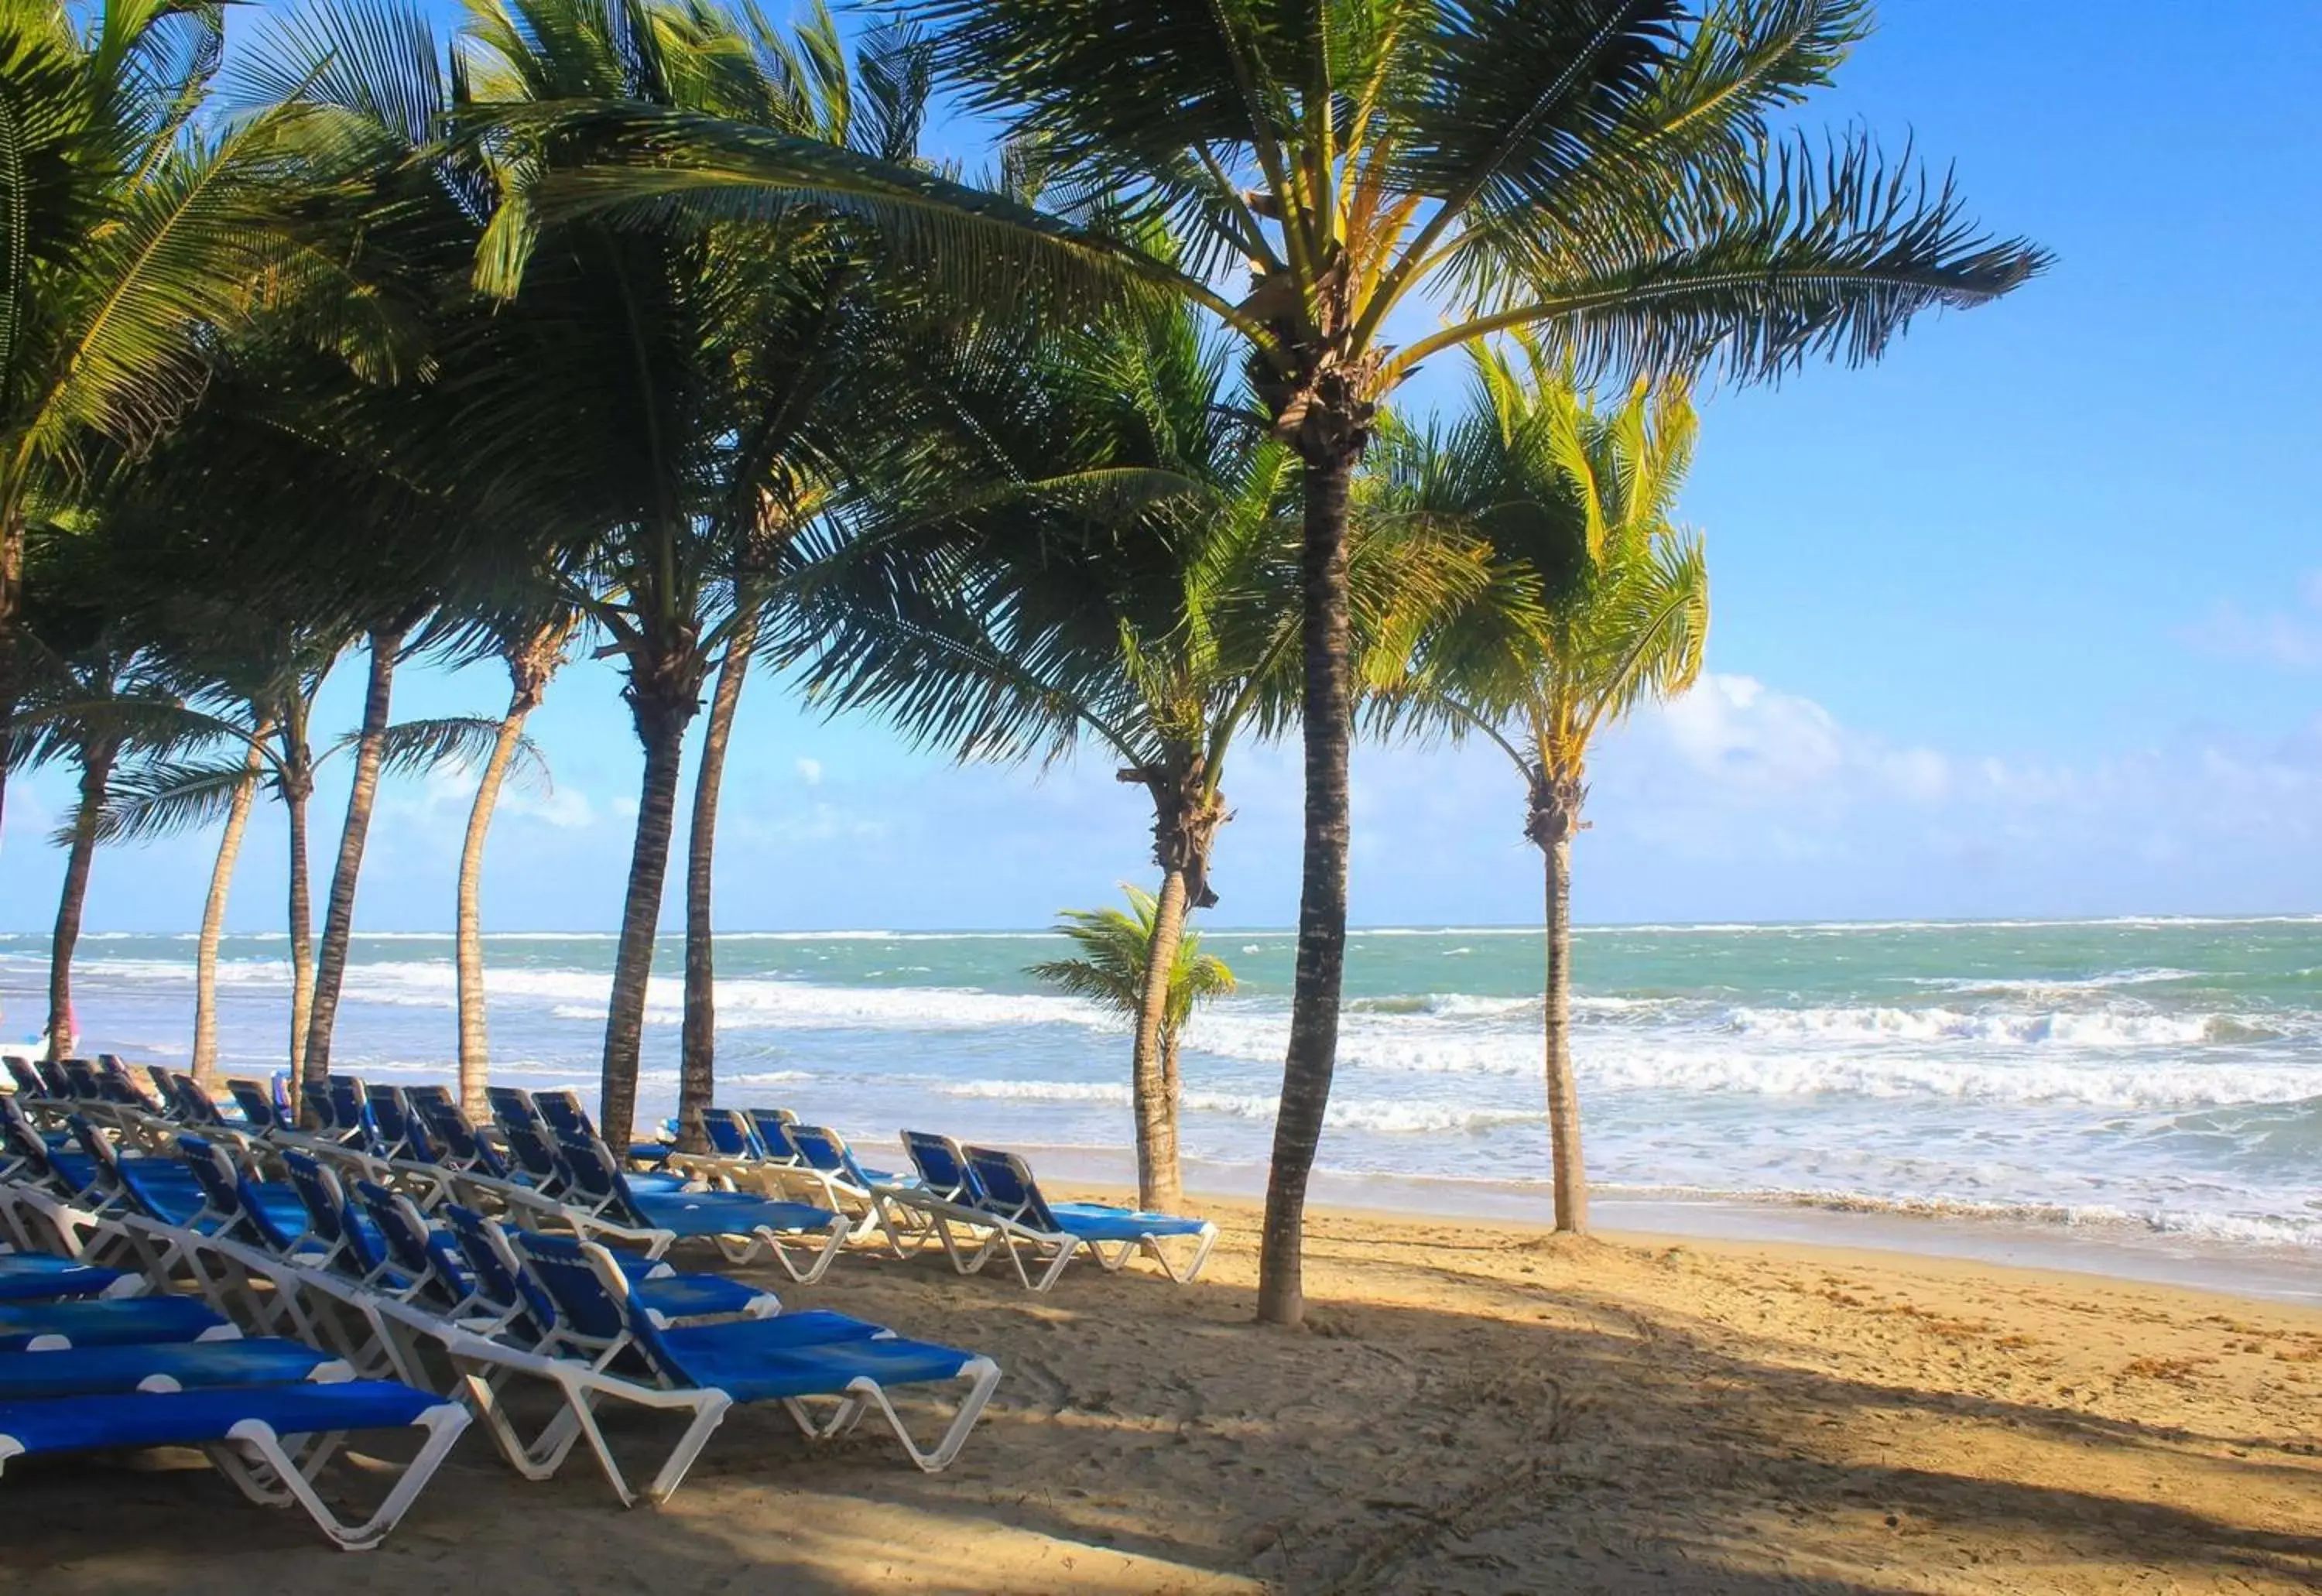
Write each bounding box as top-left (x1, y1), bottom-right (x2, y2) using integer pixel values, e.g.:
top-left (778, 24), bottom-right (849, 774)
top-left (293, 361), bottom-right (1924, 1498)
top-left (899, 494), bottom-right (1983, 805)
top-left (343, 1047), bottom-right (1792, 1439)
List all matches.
top-left (214, 1405), bottom-right (471, 1551)
top-left (848, 1357), bottom-right (1002, 1473)
top-left (639, 1391), bottom-right (733, 1505)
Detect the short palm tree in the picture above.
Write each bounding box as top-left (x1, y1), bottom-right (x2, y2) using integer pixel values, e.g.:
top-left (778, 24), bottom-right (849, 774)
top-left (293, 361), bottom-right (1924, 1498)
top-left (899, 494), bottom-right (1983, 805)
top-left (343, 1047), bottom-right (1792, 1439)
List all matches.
top-left (527, 0), bottom-right (2050, 1324)
top-left (1029, 888), bottom-right (1238, 1129)
top-left (1385, 344), bottom-right (1707, 1235)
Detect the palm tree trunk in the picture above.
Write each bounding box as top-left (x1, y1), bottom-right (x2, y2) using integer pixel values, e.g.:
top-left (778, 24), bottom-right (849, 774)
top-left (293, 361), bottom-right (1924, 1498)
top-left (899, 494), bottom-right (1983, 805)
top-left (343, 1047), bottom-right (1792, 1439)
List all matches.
top-left (457, 635), bottom-right (562, 1121)
top-left (0, 511), bottom-right (21, 848)
top-left (191, 730), bottom-right (268, 1087)
top-left (677, 611), bottom-right (756, 1154)
top-left (1259, 447), bottom-right (1358, 1328)
top-left (285, 767), bottom-right (315, 1076)
top-left (1542, 829), bottom-right (1587, 1233)
top-left (601, 676), bottom-right (699, 1152)
top-left (45, 743), bottom-right (117, 1060)
top-left (1129, 866), bottom-right (1190, 1213)
top-left (300, 626), bottom-right (405, 1091)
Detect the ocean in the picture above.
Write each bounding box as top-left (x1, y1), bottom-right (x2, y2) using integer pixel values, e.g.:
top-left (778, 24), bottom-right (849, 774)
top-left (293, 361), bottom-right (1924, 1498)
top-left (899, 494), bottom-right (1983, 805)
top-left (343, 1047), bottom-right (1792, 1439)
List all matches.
top-left (5, 917), bottom-right (2320, 1265)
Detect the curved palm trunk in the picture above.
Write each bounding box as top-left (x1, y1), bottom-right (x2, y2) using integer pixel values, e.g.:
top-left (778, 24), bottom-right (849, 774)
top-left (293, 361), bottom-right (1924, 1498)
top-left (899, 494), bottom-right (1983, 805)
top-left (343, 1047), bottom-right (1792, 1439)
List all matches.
top-left (1128, 867), bottom-right (1190, 1213)
top-left (0, 513), bottom-right (21, 848)
top-left (457, 634), bottom-right (563, 1121)
top-left (191, 730), bottom-right (269, 1086)
top-left (45, 742), bottom-right (118, 1060)
top-left (1259, 449), bottom-right (1358, 1327)
top-left (677, 612), bottom-right (756, 1154)
top-left (300, 626), bottom-right (405, 1092)
top-left (601, 670), bottom-right (701, 1152)
top-left (285, 767), bottom-right (315, 1075)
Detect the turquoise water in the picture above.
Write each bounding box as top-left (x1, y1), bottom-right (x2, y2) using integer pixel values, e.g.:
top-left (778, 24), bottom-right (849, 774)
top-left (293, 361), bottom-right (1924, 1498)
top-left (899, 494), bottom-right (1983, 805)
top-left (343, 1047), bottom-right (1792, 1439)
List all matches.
top-left (4, 917), bottom-right (2320, 1249)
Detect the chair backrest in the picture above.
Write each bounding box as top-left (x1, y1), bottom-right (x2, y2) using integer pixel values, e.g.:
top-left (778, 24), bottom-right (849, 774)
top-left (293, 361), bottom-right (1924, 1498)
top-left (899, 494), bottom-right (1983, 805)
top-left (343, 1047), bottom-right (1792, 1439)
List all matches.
top-left (94, 1057), bottom-right (146, 1105)
top-left (301, 1081), bottom-right (337, 1132)
top-left (2, 1055), bottom-right (44, 1098)
top-left (60, 1058), bottom-right (105, 1101)
top-left (409, 1094), bottom-right (504, 1176)
top-left (552, 1132), bottom-right (635, 1219)
top-left (0, 1095), bottom-right (67, 1189)
top-left (496, 1115), bottom-right (569, 1189)
top-left (34, 1059), bottom-right (73, 1099)
top-left (700, 1108), bottom-right (760, 1159)
top-left (900, 1130), bottom-right (985, 1204)
top-left (225, 1078), bottom-right (283, 1133)
top-left (145, 1064), bottom-right (179, 1109)
top-left (533, 1090), bottom-right (594, 1142)
top-left (743, 1107), bottom-right (803, 1163)
top-left (441, 1204), bottom-right (556, 1335)
top-left (788, 1124), bottom-right (871, 1189)
top-left (176, 1134), bottom-right (306, 1253)
top-left (67, 1115), bottom-right (137, 1207)
top-left (365, 1085), bottom-right (438, 1164)
top-left (353, 1180), bottom-right (467, 1304)
top-left (485, 1085), bottom-right (539, 1132)
top-left (326, 1076), bottom-right (372, 1142)
top-left (281, 1149), bottom-right (387, 1276)
top-left (509, 1229), bottom-right (651, 1364)
top-left (961, 1146), bottom-right (1061, 1232)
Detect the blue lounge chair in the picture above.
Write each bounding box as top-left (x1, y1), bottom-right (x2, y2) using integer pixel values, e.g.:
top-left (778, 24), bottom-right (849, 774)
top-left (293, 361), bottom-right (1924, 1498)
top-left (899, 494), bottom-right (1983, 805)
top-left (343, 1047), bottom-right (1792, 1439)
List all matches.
top-left (406, 1092), bottom-right (512, 1179)
top-left (744, 1107), bottom-right (807, 1164)
top-left (225, 1078), bottom-right (286, 1134)
top-left (0, 1338), bottom-right (351, 1397)
top-left (0, 1379), bottom-right (471, 1550)
top-left (552, 1132), bottom-right (851, 1280)
top-left (959, 1145), bottom-right (1219, 1291)
top-left (3, 1055), bottom-right (48, 1101)
top-left (435, 1203), bottom-right (785, 1360)
top-left (0, 1293), bottom-right (237, 1350)
top-left (0, 1253), bottom-right (142, 1302)
top-left (514, 1230), bottom-right (999, 1479)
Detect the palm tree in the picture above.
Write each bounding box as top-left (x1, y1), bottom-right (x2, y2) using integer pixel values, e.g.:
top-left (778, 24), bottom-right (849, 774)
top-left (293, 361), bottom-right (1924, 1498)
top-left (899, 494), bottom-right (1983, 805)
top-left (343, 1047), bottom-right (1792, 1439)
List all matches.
top-left (0, 0), bottom-right (384, 843)
top-left (1385, 347), bottom-right (1707, 1234)
top-left (5, 584), bottom-right (185, 1062)
top-left (1029, 887), bottom-right (1238, 1133)
top-left (796, 289), bottom-right (1476, 1211)
top-left (453, 0), bottom-right (949, 1150)
top-left (455, 611), bottom-right (572, 1120)
top-left (515, 0), bottom-right (2050, 1325)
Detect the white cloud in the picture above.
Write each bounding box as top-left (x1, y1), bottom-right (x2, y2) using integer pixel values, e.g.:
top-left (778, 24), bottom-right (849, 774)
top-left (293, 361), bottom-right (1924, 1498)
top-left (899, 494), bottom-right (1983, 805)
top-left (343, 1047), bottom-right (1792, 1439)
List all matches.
top-left (794, 757), bottom-right (824, 786)
top-left (2179, 570), bottom-right (2322, 669)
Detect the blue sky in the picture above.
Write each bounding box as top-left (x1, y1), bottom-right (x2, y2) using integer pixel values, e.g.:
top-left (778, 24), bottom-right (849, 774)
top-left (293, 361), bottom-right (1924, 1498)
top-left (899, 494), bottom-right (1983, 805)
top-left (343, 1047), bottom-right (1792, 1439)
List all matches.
top-left (5, 0), bottom-right (2319, 933)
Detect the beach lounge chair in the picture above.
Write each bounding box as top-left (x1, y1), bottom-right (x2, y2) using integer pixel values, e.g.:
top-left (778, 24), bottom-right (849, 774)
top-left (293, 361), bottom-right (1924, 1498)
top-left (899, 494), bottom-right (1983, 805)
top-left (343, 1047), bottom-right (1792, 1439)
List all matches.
top-left (550, 1133), bottom-right (851, 1279)
top-left (406, 1093), bottom-right (512, 1180)
top-left (0, 1293), bottom-right (237, 1350)
top-left (957, 1146), bottom-right (1219, 1291)
top-left (3, 1056), bottom-right (49, 1101)
top-left (363, 1086), bottom-right (439, 1164)
top-left (225, 1078), bottom-right (287, 1134)
top-left (0, 1337), bottom-right (352, 1398)
top-left (744, 1107), bottom-right (807, 1164)
top-left (513, 1230), bottom-right (1000, 1476)
top-left (0, 1379), bottom-right (471, 1550)
top-left (0, 1252), bottom-right (142, 1302)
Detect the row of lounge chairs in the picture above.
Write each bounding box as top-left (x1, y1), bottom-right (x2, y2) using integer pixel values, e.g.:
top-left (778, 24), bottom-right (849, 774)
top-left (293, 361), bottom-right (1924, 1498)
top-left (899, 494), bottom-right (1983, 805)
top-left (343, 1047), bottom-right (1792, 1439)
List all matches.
top-left (0, 1064), bottom-right (1015, 1549)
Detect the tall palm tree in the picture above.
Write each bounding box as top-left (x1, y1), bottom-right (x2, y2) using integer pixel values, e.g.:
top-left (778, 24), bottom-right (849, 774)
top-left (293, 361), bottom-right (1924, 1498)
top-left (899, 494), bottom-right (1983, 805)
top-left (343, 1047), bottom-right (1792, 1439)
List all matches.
top-left (1029, 887), bottom-right (1238, 1129)
top-left (0, 0), bottom-right (389, 844)
top-left (796, 290), bottom-right (1476, 1210)
top-left (1385, 346), bottom-right (1707, 1234)
top-left (512, 0), bottom-right (2050, 1325)
top-left (455, 0), bottom-right (949, 1149)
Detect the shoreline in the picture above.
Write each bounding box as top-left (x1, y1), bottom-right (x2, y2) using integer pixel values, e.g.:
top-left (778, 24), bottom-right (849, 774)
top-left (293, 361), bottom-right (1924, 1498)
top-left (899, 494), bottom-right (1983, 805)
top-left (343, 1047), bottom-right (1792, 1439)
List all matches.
top-left (1023, 1144), bottom-right (2322, 1308)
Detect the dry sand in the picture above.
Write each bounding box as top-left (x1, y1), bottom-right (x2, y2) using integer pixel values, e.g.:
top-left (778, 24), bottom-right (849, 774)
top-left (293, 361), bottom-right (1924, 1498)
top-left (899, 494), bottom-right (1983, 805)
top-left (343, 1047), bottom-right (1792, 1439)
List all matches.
top-left (4, 1193), bottom-right (2319, 1593)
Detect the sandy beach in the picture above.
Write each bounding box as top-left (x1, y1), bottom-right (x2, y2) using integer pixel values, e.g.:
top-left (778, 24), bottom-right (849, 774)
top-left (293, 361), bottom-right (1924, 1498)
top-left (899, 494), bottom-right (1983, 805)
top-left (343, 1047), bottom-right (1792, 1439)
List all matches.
top-left (5, 1191), bottom-right (2317, 1594)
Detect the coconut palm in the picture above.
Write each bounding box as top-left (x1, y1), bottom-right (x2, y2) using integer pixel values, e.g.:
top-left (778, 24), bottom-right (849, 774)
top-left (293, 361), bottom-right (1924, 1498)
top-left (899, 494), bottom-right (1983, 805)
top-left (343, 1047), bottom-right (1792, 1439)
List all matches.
top-left (1385, 345), bottom-right (1707, 1234)
top-left (450, 0), bottom-right (951, 1150)
top-left (1029, 887), bottom-right (1238, 1126)
top-left (794, 288), bottom-right (1476, 1211)
top-left (513, 0), bottom-right (2050, 1324)
top-left (0, 0), bottom-right (391, 844)
top-left (454, 608), bottom-right (573, 1120)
